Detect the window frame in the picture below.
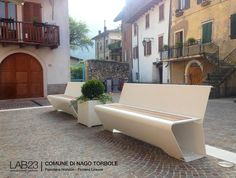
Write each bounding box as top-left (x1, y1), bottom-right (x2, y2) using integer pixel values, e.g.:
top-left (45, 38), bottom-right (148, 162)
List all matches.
top-left (0, 1), bottom-right (17, 20)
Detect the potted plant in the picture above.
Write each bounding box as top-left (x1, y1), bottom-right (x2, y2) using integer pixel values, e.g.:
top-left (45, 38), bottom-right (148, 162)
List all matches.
top-left (175, 9), bottom-right (184, 17)
top-left (73, 79), bottom-right (112, 127)
top-left (163, 44), bottom-right (169, 50)
top-left (187, 38), bottom-right (196, 45)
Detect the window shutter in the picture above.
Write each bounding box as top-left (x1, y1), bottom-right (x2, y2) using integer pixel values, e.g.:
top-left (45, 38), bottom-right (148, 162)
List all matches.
top-left (197, 0), bottom-right (202, 5)
top-left (159, 4), bottom-right (164, 21)
top-left (185, 0), bottom-right (190, 9)
top-left (178, 0), bottom-right (181, 9)
top-left (231, 14), bottom-right (236, 39)
top-left (158, 36), bottom-right (164, 52)
top-left (144, 42), bottom-right (147, 56)
top-left (202, 22), bottom-right (212, 43)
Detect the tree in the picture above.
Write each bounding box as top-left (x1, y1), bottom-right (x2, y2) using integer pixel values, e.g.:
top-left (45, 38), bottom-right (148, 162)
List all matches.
top-left (69, 17), bottom-right (93, 50)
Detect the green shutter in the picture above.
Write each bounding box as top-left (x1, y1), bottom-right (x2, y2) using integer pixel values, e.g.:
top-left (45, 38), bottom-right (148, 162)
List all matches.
top-left (231, 14), bottom-right (236, 39)
top-left (197, 0), bottom-right (202, 5)
top-left (202, 22), bottom-right (212, 44)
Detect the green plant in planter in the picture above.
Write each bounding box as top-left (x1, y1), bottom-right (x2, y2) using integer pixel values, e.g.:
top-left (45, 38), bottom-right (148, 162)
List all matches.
top-left (163, 44), bottom-right (169, 50)
top-left (71, 80), bottom-right (112, 110)
top-left (187, 38), bottom-right (196, 45)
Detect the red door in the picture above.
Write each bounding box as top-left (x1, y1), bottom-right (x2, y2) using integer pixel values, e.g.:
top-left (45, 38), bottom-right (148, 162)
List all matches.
top-left (0, 53), bottom-right (43, 100)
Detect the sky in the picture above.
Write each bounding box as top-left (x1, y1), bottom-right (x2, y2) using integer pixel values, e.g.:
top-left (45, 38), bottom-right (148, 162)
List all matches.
top-left (68, 0), bottom-right (125, 59)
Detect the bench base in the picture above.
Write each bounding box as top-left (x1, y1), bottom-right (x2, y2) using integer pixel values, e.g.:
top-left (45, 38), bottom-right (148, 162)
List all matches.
top-left (95, 104), bottom-right (206, 162)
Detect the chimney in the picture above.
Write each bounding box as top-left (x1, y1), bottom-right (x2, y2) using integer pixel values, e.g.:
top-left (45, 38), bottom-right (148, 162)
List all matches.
top-left (104, 26), bottom-right (107, 32)
top-left (98, 30), bottom-right (101, 35)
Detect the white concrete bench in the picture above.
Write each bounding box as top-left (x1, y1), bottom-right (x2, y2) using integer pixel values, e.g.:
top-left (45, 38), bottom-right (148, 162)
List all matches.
top-left (95, 84), bottom-right (211, 162)
top-left (47, 82), bottom-right (84, 117)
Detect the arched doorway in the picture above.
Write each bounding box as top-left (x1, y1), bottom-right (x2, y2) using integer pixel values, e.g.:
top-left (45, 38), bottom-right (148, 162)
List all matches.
top-left (0, 53), bottom-right (43, 100)
top-left (185, 60), bottom-right (203, 85)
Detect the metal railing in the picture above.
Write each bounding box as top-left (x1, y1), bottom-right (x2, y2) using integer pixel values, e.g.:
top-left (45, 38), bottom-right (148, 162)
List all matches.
top-left (0, 18), bottom-right (60, 47)
top-left (160, 40), bottom-right (219, 64)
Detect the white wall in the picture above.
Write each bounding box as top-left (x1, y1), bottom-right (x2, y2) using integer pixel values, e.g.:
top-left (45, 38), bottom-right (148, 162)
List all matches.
top-left (0, 0), bottom-right (70, 96)
top-left (132, 0), bottom-right (170, 83)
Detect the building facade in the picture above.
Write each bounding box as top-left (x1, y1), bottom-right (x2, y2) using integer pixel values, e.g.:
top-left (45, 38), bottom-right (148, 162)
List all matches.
top-left (130, 0), bottom-right (170, 83)
top-left (92, 28), bottom-right (122, 62)
top-left (161, 0), bottom-right (236, 96)
top-left (0, 0), bottom-right (70, 100)
top-left (115, 0), bottom-right (171, 83)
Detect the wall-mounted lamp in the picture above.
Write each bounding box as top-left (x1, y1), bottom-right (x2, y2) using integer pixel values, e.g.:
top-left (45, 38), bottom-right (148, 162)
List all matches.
top-left (142, 37), bottom-right (154, 47)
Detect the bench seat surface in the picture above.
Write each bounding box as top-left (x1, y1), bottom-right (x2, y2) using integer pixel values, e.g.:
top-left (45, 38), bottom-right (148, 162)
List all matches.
top-left (48, 94), bottom-right (76, 100)
top-left (104, 104), bottom-right (194, 122)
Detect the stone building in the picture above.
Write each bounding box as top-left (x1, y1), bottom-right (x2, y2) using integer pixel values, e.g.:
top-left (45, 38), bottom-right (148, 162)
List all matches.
top-left (161, 0), bottom-right (236, 97)
top-left (92, 27), bottom-right (122, 62)
top-left (0, 0), bottom-right (70, 100)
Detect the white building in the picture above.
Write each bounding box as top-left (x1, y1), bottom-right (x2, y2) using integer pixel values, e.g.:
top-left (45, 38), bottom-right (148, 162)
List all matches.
top-left (0, 0), bottom-right (70, 100)
top-left (92, 27), bottom-right (122, 61)
top-left (131, 0), bottom-right (170, 83)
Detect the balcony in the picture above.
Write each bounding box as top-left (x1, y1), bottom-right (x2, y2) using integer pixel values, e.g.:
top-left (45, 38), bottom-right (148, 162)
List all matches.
top-left (0, 18), bottom-right (60, 49)
top-left (160, 40), bottom-right (219, 64)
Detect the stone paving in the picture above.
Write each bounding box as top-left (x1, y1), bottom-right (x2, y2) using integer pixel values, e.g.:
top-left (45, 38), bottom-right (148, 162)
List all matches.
top-left (204, 98), bottom-right (236, 152)
top-left (0, 101), bottom-right (236, 178)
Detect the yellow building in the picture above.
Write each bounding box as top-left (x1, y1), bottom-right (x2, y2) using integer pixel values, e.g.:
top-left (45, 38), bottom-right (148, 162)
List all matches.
top-left (161, 0), bottom-right (236, 97)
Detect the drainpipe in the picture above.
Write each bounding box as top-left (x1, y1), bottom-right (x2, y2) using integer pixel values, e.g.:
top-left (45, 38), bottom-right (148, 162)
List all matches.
top-left (137, 24), bottom-right (140, 82)
top-left (167, 0), bottom-right (172, 83)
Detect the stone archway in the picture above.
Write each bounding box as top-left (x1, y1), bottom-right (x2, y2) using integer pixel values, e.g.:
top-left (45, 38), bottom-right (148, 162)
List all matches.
top-left (0, 53), bottom-right (43, 100)
top-left (185, 60), bottom-right (203, 85)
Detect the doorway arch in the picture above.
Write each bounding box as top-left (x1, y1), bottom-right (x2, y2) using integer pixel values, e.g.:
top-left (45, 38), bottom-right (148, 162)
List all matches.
top-left (0, 53), bottom-right (43, 100)
top-left (185, 60), bottom-right (203, 85)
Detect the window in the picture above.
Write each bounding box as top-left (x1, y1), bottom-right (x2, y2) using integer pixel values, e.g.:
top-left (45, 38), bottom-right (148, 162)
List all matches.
top-left (202, 22), bottom-right (212, 43)
top-left (197, 0), bottom-right (203, 4)
top-left (178, 0), bottom-right (190, 10)
top-left (230, 14), bottom-right (236, 39)
top-left (134, 23), bottom-right (137, 36)
top-left (105, 39), bottom-right (108, 48)
top-left (0, 1), bottom-right (16, 19)
top-left (159, 4), bottom-right (164, 21)
top-left (145, 14), bottom-right (150, 29)
top-left (133, 46), bottom-right (138, 59)
top-left (99, 42), bottom-right (103, 51)
top-left (158, 36), bottom-right (164, 52)
top-left (144, 41), bottom-right (152, 56)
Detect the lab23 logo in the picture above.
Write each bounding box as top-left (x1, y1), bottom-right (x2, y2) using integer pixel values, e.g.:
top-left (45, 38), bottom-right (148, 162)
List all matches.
top-left (10, 161), bottom-right (40, 172)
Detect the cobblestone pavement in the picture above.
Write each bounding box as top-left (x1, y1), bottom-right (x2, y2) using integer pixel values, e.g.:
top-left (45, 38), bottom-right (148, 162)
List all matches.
top-left (204, 98), bottom-right (236, 152)
top-left (0, 106), bottom-right (236, 178)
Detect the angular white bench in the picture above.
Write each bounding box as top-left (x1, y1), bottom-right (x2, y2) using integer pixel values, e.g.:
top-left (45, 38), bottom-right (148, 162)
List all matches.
top-left (95, 84), bottom-right (211, 162)
top-left (47, 82), bottom-right (84, 118)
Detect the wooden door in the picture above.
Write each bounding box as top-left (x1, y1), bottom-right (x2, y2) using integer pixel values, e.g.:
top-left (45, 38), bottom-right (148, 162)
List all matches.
top-left (188, 66), bottom-right (203, 85)
top-left (22, 2), bottom-right (42, 42)
top-left (0, 53), bottom-right (43, 100)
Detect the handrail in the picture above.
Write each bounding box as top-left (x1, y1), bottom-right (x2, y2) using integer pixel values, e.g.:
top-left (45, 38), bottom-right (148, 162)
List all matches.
top-left (223, 48), bottom-right (236, 64)
top-left (0, 19), bottom-right (60, 47)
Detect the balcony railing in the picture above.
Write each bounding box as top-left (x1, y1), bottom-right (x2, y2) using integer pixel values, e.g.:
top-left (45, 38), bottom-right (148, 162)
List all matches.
top-left (0, 18), bottom-right (60, 49)
top-left (160, 40), bottom-right (219, 64)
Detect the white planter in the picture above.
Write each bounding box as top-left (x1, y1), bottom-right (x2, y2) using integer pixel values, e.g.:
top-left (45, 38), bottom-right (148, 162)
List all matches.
top-left (77, 100), bottom-right (102, 127)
